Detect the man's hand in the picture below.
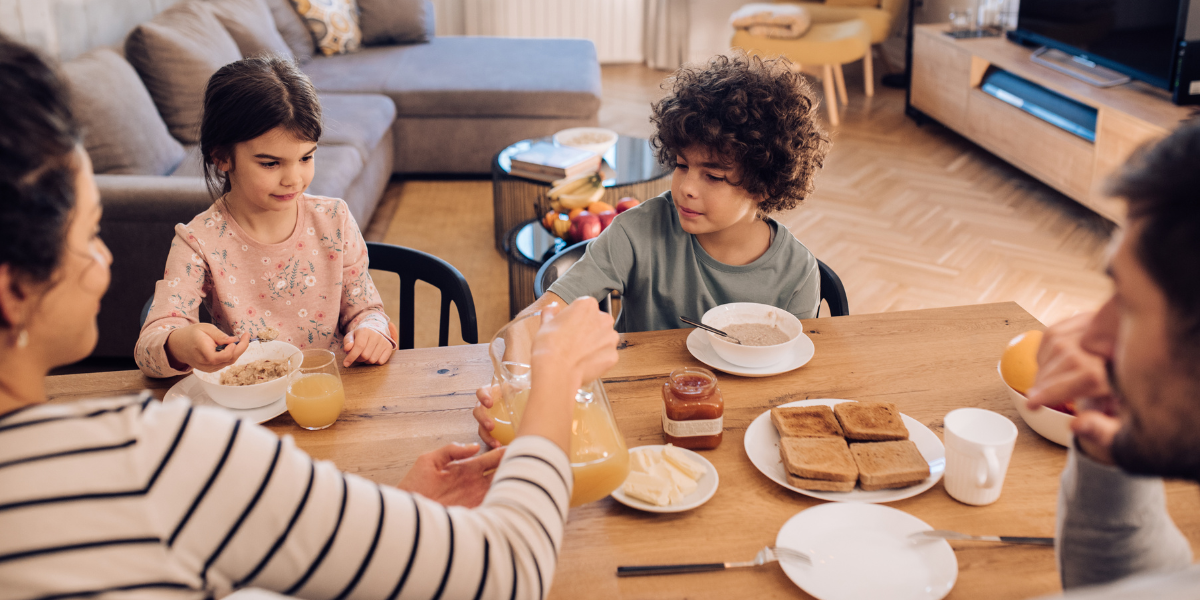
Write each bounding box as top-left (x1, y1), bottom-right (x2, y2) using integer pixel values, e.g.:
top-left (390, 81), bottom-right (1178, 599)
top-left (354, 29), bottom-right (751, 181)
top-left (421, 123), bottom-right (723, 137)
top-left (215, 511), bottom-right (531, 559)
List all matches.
top-left (396, 442), bottom-right (506, 507)
top-left (1027, 312), bottom-right (1120, 465)
top-left (473, 385), bottom-right (502, 449)
top-left (343, 327), bottom-right (394, 367)
top-left (165, 324), bottom-right (251, 372)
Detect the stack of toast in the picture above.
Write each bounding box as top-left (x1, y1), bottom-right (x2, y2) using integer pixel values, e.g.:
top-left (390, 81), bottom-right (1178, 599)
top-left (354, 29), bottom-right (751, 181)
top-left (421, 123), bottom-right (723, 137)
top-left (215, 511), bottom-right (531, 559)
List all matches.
top-left (771, 402), bottom-right (930, 492)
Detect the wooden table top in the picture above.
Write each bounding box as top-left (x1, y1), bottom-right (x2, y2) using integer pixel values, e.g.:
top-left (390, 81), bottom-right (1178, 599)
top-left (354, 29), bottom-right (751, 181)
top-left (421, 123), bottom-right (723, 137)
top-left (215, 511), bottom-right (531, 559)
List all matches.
top-left (45, 302), bottom-right (1200, 599)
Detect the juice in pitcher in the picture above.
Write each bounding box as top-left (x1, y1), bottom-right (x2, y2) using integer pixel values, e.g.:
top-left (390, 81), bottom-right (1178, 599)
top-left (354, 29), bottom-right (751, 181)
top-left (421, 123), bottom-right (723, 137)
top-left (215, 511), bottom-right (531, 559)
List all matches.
top-left (568, 388), bottom-right (630, 507)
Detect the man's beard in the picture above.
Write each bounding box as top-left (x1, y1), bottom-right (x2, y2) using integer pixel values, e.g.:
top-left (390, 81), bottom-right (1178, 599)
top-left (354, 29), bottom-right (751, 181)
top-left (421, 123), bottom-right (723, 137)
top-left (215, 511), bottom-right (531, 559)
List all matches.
top-left (1108, 361), bottom-right (1200, 481)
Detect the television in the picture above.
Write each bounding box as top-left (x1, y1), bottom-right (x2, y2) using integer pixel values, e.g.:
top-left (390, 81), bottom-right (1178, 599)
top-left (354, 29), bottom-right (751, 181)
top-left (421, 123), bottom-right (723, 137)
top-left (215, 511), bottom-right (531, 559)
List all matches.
top-left (1007, 0), bottom-right (1200, 103)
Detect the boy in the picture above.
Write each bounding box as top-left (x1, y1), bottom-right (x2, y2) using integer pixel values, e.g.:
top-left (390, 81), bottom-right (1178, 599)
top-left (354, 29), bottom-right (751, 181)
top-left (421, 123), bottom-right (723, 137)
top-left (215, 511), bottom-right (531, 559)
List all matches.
top-left (476, 53), bottom-right (831, 445)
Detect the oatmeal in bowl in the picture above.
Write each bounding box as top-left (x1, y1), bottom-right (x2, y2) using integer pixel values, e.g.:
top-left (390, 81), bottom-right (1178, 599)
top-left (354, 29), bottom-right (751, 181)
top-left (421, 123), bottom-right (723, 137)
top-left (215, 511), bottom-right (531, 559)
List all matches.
top-left (194, 340), bottom-right (301, 410)
top-left (700, 303), bottom-right (804, 368)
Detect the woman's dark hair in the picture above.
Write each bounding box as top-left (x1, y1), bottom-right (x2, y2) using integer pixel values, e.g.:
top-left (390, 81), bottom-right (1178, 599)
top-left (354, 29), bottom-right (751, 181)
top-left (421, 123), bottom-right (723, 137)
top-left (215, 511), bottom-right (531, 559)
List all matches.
top-left (200, 55), bottom-right (322, 198)
top-left (651, 53), bottom-right (830, 214)
top-left (0, 35), bottom-right (81, 291)
top-left (1109, 119), bottom-right (1200, 356)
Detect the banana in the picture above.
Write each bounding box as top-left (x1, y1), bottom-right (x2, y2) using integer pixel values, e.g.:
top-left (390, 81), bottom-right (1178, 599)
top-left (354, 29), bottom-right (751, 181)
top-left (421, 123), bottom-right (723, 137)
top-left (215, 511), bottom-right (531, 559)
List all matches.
top-left (548, 173), bottom-right (600, 200)
top-left (558, 185), bottom-right (605, 209)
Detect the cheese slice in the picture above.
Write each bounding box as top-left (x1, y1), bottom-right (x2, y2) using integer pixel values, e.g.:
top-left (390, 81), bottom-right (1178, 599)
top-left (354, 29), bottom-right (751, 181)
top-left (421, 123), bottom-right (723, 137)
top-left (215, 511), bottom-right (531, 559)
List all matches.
top-left (630, 448), bottom-right (660, 474)
top-left (660, 459), bottom-right (699, 496)
top-left (663, 445), bottom-right (706, 480)
top-left (622, 471), bottom-right (672, 506)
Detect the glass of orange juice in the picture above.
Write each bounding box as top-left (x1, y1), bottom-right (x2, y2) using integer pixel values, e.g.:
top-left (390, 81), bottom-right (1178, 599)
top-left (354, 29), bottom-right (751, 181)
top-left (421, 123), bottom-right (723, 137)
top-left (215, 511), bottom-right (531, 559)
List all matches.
top-left (286, 349), bottom-right (345, 430)
top-left (488, 311), bottom-right (629, 506)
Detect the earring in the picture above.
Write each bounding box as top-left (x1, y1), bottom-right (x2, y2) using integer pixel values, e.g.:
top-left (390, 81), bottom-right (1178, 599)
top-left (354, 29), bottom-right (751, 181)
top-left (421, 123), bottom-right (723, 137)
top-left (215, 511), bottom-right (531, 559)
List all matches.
top-left (16, 329), bottom-right (28, 349)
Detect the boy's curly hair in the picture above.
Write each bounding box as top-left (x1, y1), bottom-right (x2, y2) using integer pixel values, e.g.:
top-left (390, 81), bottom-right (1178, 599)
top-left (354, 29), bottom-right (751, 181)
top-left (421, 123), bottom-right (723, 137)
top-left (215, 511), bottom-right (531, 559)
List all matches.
top-left (651, 53), bottom-right (829, 214)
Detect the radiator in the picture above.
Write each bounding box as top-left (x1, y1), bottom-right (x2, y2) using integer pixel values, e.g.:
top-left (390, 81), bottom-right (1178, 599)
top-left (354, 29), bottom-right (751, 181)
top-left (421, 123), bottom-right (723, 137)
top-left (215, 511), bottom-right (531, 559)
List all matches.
top-left (436, 0), bottom-right (645, 64)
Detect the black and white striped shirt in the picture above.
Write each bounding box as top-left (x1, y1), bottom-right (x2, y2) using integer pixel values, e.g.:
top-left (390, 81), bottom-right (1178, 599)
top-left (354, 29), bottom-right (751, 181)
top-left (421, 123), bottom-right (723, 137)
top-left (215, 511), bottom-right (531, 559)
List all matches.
top-left (0, 393), bottom-right (572, 600)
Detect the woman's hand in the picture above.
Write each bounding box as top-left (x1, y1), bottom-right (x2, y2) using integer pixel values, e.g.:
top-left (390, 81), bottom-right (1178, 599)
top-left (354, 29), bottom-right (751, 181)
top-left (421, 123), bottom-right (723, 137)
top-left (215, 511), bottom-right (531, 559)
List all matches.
top-left (343, 327), bottom-right (394, 367)
top-left (530, 298), bottom-right (620, 395)
top-left (396, 442), bottom-right (506, 507)
top-left (164, 324), bottom-right (250, 372)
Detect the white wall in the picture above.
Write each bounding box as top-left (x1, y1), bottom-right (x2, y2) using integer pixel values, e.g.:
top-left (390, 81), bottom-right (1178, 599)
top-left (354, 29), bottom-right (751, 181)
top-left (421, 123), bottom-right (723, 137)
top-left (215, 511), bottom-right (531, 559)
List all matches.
top-left (1, 0), bottom-right (180, 60)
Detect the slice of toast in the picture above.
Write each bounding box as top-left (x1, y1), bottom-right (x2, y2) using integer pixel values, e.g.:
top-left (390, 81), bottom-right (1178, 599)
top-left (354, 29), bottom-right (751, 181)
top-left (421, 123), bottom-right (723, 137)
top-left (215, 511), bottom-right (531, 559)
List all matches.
top-left (786, 473), bottom-right (857, 492)
top-left (834, 401), bottom-right (909, 441)
top-left (779, 437), bottom-right (858, 482)
top-left (850, 440), bottom-right (930, 491)
top-left (771, 405), bottom-right (844, 438)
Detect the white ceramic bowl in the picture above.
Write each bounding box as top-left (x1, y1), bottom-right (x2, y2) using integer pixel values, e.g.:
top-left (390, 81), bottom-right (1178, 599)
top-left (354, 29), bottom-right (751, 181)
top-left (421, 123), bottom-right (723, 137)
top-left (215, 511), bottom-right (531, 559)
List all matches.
top-left (194, 341), bottom-right (302, 410)
top-left (553, 127), bottom-right (618, 157)
top-left (700, 303), bottom-right (803, 368)
top-left (998, 362), bottom-right (1075, 447)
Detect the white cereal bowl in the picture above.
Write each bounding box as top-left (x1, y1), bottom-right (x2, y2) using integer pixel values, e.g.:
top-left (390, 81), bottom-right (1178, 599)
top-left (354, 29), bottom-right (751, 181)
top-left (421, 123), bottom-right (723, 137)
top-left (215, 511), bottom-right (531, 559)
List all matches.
top-left (553, 127), bottom-right (618, 157)
top-left (998, 362), bottom-right (1075, 447)
top-left (701, 303), bottom-right (803, 368)
top-left (194, 341), bottom-right (302, 410)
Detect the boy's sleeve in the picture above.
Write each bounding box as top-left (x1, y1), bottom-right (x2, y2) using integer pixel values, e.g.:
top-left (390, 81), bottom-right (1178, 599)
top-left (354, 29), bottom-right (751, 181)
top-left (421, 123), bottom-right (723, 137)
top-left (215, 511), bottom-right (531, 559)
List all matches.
top-left (546, 221), bottom-right (635, 303)
top-left (784, 254), bottom-right (821, 320)
top-left (337, 202), bottom-right (396, 349)
top-left (135, 231), bottom-right (209, 378)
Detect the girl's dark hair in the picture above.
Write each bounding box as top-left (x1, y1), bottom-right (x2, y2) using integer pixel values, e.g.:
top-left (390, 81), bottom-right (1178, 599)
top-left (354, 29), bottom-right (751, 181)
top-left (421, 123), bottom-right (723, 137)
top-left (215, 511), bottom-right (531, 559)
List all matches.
top-left (0, 35), bottom-right (81, 290)
top-left (651, 53), bottom-right (830, 214)
top-left (200, 55), bottom-right (322, 198)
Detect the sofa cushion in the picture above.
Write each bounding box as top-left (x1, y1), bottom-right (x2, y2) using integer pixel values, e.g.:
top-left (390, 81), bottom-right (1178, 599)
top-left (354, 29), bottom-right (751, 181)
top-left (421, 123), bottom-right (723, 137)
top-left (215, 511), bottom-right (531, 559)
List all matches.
top-left (318, 93), bottom-right (396, 164)
top-left (61, 49), bottom-right (186, 176)
top-left (207, 0), bottom-right (294, 58)
top-left (264, 0), bottom-right (315, 63)
top-left (171, 143), bottom-right (362, 200)
top-left (125, 1), bottom-right (243, 144)
top-left (288, 0), bottom-right (362, 56)
top-left (303, 37), bottom-right (602, 119)
top-left (357, 0), bottom-right (433, 46)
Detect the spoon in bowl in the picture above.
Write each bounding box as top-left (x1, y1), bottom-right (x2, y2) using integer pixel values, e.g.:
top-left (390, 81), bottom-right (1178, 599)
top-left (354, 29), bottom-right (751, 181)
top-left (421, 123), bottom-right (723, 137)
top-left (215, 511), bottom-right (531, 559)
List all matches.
top-left (679, 316), bottom-right (742, 345)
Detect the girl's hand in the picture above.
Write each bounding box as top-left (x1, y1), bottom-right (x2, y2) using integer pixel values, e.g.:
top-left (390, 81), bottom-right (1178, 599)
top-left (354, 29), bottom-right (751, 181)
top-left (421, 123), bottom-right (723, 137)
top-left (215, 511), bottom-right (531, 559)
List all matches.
top-left (343, 327), bottom-right (394, 367)
top-left (165, 324), bottom-right (251, 372)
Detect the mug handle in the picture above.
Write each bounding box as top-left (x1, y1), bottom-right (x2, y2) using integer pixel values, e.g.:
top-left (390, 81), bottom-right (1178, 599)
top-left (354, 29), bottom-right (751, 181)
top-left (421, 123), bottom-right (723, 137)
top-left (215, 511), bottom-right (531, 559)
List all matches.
top-left (977, 446), bottom-right (1001, 488)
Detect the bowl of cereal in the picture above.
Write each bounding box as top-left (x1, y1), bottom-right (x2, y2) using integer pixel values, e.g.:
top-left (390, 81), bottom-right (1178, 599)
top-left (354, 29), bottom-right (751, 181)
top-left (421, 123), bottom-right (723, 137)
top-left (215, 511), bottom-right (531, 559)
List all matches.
top-left (701, 303), bottom-right (803, 368)
top-left (194, 340), bottom-right (302, 410)
top-left (553, 127), bottom-right (618, 158)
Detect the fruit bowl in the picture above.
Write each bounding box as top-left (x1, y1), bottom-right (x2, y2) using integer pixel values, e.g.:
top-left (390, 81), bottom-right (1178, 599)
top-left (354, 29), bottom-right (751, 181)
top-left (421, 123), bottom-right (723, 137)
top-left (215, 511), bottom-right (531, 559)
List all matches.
top-left (998, 362), bottom-right (1075, 447)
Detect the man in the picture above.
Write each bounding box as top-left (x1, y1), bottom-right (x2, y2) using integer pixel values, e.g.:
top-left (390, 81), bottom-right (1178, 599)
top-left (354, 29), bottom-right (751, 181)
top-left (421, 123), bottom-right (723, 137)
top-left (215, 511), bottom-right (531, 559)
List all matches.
top-left (1027, 120), bottom-right (1200, 598)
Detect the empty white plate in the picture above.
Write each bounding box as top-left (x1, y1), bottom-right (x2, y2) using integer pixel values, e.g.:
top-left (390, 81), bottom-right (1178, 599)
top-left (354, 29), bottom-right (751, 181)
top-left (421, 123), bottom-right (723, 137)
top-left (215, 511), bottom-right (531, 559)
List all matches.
top-left (610, 445), bottom-right (719, 513)
top-left (777, 503), bottom-right (957, 600)
top-left (685, 328), bottom-right (815, 377)
top-left (164, 374), bottom-right (288, 425)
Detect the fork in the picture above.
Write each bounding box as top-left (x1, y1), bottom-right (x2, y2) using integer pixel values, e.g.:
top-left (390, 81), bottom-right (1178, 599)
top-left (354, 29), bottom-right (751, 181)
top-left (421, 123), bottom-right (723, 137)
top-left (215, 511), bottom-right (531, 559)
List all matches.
top-left (910, 529), bottom-right (1054, 546)
top-left (616, 546), bottom-right (811, 577)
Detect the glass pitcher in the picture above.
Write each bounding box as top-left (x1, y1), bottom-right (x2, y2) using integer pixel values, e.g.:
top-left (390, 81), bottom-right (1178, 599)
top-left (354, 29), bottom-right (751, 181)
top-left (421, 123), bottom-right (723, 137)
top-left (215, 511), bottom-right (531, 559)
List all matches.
top-left (487, 310), bottom-right (630, 507)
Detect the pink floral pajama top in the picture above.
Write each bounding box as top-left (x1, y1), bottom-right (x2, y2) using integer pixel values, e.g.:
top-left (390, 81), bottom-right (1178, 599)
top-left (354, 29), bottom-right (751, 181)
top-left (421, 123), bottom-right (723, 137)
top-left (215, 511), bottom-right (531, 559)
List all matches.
top-left (135, 194), bottom-right (394, 378)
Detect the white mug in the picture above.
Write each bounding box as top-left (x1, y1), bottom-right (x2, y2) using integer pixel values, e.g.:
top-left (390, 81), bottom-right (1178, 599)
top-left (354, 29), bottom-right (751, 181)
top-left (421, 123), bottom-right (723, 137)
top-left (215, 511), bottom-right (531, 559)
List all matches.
top-left (943, 408), bottom-right (1018, 506)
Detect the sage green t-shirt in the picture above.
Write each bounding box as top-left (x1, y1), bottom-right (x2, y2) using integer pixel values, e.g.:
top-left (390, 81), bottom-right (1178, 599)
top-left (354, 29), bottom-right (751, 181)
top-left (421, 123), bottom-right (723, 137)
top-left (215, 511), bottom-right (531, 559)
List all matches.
top-left (548, 191), bottom-right (820, 333)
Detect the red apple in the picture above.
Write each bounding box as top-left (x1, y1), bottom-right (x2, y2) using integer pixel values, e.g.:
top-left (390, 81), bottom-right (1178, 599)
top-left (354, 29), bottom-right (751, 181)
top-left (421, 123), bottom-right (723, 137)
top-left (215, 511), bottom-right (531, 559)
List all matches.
top-left (616, 197), bottom-right (640, 213)
top-left (569, 213), bottom-right (602, 243)
top-left (597, 210), bottom-right (617, 230)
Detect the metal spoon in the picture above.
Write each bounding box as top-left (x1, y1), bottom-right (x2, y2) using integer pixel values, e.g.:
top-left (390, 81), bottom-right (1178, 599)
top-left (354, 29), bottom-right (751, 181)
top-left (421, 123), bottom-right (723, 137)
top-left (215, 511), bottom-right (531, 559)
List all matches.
top-left (680, 316), bottom-right (742, 345)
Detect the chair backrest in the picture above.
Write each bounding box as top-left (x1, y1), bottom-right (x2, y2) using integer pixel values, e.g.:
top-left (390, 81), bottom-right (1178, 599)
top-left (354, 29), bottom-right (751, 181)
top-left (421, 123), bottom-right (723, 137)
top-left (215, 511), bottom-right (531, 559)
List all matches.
top-left (534, 240), bottom-right (611, 313)
top-left (817, 259), bottom-right (849, 317)
top-left (366, 242), bottom-right (478, 349)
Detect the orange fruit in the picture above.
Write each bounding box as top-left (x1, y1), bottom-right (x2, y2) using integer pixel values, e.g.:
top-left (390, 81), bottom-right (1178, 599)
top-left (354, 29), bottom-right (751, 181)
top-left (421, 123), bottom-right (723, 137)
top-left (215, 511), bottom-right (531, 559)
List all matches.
top-left (1000, 330), bottom-right (1044, 394)
top-left (587, 201), bottom-right (615, 214)
top-left (568, 207), bottom-right (588, 221)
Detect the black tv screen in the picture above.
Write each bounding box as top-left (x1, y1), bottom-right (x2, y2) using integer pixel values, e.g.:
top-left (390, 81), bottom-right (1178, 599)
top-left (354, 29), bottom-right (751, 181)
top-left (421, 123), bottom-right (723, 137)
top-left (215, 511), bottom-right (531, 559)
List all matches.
top-left (1014, 0), bottom-right (1183, 89)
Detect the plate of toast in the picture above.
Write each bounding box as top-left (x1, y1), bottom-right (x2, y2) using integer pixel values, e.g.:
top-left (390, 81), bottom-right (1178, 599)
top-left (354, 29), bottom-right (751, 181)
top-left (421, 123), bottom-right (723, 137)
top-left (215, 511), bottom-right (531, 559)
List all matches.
top-left (744, 399), bottom-right (945, 503)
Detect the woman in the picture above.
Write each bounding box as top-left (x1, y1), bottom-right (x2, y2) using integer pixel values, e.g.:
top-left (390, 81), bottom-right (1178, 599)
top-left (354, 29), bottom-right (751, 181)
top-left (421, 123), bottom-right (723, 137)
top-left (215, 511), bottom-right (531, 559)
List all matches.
top-left (0, 36), bottom-right (618, 600)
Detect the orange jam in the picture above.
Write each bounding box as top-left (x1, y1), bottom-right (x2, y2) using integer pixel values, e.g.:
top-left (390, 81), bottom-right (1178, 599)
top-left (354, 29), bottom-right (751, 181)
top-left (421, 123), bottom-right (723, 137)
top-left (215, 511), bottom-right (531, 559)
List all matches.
top-left (661, 367), bottom-right (724, 449)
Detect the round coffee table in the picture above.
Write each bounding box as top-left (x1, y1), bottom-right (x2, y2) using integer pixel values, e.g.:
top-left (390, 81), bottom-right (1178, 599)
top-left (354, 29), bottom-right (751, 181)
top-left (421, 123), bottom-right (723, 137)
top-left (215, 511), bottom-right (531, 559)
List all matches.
top-left (492, 135), bottom-right (671, 316)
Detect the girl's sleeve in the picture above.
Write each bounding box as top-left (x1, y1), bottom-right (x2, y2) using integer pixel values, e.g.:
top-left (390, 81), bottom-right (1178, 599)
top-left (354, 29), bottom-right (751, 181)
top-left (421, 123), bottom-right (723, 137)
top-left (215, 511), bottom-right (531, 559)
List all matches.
top-left (134, 231), bottom-right (210, 378)
top-left (337, 203), bottom-right (395, 348)
top-left (141, 399), bottom-right (572, 600)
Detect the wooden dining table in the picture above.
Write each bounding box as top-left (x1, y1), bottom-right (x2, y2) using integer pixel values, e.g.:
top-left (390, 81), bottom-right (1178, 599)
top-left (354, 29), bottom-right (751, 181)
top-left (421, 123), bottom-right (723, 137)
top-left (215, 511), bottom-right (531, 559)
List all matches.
top-left (46, 302), bottom-right (1200, 599)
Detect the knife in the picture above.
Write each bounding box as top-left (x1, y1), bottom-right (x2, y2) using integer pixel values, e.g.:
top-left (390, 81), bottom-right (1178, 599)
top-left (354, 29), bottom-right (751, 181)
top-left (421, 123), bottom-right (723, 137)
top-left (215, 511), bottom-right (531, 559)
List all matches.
top-left (911, 530), bottom-right (1054, 546)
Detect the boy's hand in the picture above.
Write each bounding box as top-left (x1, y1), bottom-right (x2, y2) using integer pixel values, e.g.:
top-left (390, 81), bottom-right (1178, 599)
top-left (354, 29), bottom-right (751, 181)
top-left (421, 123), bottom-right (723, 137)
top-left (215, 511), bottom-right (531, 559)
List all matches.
top-left (165, 324), bottom-right (250, 372)
top-left (396, 442), bottom-right (506, 507)
top-left (343, 327), bottom-right (394, 367)
top-left (473, 385), bottom-right (502, 449)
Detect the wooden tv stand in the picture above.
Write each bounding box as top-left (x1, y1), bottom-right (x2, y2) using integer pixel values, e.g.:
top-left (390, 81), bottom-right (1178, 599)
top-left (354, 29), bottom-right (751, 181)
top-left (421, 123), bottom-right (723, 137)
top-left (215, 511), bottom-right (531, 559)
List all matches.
top-left (910, 24), bottom-right (1195, 224)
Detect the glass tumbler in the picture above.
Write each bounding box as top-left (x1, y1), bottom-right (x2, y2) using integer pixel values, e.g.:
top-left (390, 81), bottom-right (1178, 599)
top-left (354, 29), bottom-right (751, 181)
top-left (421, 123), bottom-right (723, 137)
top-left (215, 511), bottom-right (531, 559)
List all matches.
top-left (286, 349), bottom-right (346, 430)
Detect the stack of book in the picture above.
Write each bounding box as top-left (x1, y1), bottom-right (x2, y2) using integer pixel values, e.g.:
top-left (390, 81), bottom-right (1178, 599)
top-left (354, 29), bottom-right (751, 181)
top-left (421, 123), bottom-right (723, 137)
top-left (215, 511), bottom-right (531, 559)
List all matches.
top-left (509, 142), bottom-right (601, 183)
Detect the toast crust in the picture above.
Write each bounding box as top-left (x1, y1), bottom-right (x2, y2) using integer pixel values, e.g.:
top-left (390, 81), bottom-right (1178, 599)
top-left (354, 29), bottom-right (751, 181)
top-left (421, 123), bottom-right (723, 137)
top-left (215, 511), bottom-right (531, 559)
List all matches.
top-left (771, 405), bottom-right (845, 438)
top-left (786, 473), bottom-right (857, 492)
top-left (779, 437), bottom-right (858, 481)
top-left (834, 402), bottom-right (909, 441)
top-left (850, 440), bottom-right (930, 491)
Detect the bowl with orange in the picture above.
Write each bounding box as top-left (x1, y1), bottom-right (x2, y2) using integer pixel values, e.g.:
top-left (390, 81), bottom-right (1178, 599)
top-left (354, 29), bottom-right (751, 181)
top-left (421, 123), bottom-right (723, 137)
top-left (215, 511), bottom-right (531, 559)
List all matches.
top-left (999, 330), bottom-right (1075, 447)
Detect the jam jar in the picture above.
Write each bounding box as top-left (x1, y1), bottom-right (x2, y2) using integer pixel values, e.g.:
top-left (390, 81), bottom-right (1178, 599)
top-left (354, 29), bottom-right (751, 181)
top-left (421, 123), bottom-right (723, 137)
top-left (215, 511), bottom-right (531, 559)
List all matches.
top-left (661, 367), bottom-right (724, 449)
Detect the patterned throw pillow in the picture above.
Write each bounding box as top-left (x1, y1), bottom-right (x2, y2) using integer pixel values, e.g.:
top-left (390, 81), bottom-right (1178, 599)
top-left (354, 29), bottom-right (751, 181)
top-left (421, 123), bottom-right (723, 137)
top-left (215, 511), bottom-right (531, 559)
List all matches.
top-left (288, 0), bottom-right (362, 56)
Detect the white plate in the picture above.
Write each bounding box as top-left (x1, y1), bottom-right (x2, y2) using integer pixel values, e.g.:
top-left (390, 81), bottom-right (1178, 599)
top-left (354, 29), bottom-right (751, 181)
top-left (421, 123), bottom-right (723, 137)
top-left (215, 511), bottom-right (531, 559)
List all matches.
top-left (610, 445), bottom-right (719, 513)
top-left (164, 374), bottom-right (289, 425)
top-left (685, 328), bottom-right (815, 377)
top-left (777, 503), bottom-right (957, 600)
top-left (744, 399), bottom-right (946, 503)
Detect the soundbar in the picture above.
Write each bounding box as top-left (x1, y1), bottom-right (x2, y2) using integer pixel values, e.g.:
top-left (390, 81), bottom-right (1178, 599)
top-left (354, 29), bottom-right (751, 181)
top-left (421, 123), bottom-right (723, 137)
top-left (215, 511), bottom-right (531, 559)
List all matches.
top-left (980, 68), bottom-right (1098, 142)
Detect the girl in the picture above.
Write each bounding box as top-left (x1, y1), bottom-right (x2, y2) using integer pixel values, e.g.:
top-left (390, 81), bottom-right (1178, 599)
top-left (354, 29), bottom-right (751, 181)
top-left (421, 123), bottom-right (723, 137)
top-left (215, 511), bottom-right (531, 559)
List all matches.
top-left (136, 56), bottom-right (395, 376)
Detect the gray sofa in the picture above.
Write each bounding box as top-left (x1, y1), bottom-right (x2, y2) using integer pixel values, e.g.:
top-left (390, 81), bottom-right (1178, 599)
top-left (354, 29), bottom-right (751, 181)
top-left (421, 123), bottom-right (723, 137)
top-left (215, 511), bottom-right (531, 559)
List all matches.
top-left (67, 0), bottom-right (601, 358)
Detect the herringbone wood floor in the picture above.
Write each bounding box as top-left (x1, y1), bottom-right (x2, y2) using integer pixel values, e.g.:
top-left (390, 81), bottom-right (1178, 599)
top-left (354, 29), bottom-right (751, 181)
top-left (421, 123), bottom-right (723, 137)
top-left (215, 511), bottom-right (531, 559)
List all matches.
top-left (371, 63), bottom-right (1115, 348)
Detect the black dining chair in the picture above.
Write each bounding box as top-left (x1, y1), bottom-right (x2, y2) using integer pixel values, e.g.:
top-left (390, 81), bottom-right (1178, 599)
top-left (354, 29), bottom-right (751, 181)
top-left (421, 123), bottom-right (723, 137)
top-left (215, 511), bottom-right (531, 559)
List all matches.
top-left (817, 259), bottom-right (849, 317)
top-left (534, 239), bottom-right (612, 313)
